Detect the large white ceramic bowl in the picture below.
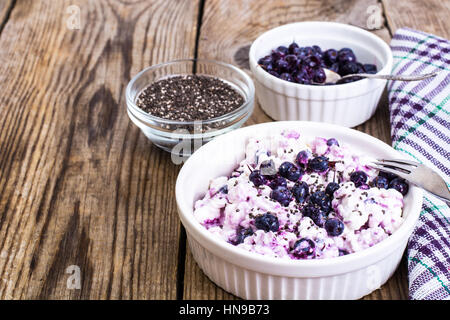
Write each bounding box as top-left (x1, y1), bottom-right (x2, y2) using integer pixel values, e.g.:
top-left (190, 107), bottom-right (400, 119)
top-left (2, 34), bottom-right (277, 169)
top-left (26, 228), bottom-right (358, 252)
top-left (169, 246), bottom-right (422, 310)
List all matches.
top-left (176, 121), bottom-right (422, 300)
top-left (249, 22), bottom-right (393, 127)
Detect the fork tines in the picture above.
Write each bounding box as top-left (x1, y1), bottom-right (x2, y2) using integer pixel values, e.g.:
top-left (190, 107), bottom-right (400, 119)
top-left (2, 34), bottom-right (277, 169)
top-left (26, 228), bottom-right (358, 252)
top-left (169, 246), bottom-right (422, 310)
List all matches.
top-left (368, 158), bottom-right (420, 179)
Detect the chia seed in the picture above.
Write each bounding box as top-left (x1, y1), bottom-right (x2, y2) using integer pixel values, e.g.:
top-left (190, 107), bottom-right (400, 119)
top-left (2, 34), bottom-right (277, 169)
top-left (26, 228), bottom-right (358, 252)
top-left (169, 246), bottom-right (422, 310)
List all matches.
top-left (136, 75), bottom-right (244, 124)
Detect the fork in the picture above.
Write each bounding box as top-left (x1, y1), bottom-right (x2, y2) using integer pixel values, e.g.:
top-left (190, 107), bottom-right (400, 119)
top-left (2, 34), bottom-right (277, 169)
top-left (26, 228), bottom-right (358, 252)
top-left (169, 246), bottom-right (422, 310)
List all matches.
top-left (369, 159), bottom-right (450, 204)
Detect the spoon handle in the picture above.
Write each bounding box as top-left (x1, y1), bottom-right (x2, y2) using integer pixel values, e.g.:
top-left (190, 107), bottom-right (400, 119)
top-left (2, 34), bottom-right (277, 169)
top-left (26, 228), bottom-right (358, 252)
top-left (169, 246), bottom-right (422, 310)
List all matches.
top-left (342, 71), bottom-right (440, 81)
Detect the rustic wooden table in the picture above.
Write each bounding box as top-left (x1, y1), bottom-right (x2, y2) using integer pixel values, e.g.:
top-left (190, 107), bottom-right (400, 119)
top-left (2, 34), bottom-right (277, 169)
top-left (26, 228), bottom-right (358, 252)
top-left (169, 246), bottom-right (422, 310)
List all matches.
top-left (0, 0), bottom-right (448, 300)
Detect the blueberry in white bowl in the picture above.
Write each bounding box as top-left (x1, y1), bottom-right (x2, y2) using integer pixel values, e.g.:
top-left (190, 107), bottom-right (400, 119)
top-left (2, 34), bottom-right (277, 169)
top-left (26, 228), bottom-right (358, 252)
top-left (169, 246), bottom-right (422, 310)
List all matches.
top-left (258, 44), bottom-right (378, 85)
top-left (249, 21), bottom-right (393, 126)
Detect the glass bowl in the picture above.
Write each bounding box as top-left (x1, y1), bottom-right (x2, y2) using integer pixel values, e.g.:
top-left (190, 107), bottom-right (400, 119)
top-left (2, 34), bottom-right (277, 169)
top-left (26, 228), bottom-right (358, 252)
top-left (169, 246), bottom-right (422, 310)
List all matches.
top-left (125, 59), bottom-right (255, 157)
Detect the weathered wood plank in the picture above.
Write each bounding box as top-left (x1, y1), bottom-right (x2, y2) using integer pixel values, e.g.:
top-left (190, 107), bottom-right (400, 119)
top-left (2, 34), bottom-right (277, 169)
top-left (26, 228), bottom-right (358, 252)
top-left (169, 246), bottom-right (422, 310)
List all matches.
top-left (184, 0), bottom-right (407, 300)
top-left (0, 0), bottom-right (14, 31)
top-left (0, 0), bottom-right (199, 299)
top-left (383, 0), bottom-right (450, 39)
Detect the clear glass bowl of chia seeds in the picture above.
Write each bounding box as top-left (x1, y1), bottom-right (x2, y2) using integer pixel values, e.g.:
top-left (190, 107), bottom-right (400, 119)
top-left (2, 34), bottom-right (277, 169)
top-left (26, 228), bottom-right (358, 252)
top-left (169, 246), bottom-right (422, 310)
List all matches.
top-left (126, 59), bottom-right (255, 156)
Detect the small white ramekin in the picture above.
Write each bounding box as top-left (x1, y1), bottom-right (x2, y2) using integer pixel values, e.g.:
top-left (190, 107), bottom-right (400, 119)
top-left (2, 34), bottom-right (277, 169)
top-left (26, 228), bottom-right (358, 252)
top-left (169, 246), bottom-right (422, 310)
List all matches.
top-left (249, 22), bottom-right (393, 127)
top-left (176, 121), bottom-right (422, 300)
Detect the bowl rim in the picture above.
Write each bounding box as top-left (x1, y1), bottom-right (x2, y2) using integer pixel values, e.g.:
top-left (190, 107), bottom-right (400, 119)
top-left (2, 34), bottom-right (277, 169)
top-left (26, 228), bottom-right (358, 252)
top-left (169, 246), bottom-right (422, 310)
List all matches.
top-left (125, 58), bottom-right (255, 128)
top-left (248, 21), bottom-right (393, 90)
top-left (176, 121), bottom-right (423, 276)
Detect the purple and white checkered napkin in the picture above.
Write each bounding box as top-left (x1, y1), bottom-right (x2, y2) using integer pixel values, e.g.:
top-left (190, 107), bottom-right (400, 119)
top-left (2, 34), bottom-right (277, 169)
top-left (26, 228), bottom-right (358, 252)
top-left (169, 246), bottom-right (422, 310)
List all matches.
top-left (388, 28), bottom-right (450, 300)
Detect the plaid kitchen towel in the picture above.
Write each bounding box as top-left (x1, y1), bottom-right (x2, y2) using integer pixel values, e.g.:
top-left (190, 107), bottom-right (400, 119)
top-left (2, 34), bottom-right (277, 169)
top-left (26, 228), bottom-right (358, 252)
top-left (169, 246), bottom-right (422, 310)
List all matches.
top-left (388, 28), bottom-right (450, 300)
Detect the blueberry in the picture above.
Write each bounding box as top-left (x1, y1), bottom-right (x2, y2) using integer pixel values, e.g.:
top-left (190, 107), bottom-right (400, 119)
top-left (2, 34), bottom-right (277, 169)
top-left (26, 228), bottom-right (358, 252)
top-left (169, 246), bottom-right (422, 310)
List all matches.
top-left (371, 176), bottom-right (389, 189)
top-left (254, 213), bottom-right (279, 232)
top-left (296, 150), bottom-right (310, 166)
top-left (310, 191), bottom-right (331, 212)
top-left (219, 185), bottom-right (228, 194)
top-left (295, 64), bottom-right (307, 74)
top-left (293, 71), bottom-right (309, 84)
top-left (269, 175), bottom-right (287, 190)
top-left (338, 48), bottom-right (356, 64)
top-left (378, 170), bottom-right (398, 181)
top-left (356, 62), bottom-right (365, 73)
top-left (261, 62), bottom-right (274, 72)
top-left (311, 211), bottom-right (327, 227)
top-left (389, 178), bottom-right (409, 196)
top-left (291, 46), bottom-right (302, 56)
top-left (294, 68), bottom-right (312, 84)
top-left (304, 66), bottom-right (315, 78)
top-left (280, 72), bottom-right (294, 82)
top-left (329, 62), bottom-right (340, 73)
top-left (291, 238), bottom-right (315, 258)
top-left (303, 203), bottom-right (320, 218)
top-left (270, 186), bottom-right (293, 206)
top-left (249, 170), bottom-right (266, 187)
top-left (313, 68), bottom-right (326, 83)
top-left (292, 164), bottom-right (306, 180)
top-left (301, 78), bottom-right (312, 85)
top-left (278, 161), bottom-right (293, 176)
top-left (326, 138), bottom-right (339, 147)
top-left (268, 70), bottom-right (280, 78)
top-left (339, 48), bottom-right (353, 54)
top-left (258, 55), bottom-right (272, 66)
top-left (276, 46), bottom-right (289, 55)
top-left (303, 56), bottom-right (320, 68)
top-left (295, 47), bottom-right (305, 57)
top-left (323, 49), bottom-right (338, 65)
top-left (363, 64), bottom-right (377, 74)
top-left (276, 59), bottom-right (289, 72)
top-left (339, 62), bottom-right (359, 76)
top-left (325, 182), bottom-right (340, 198)
top-left (285, 54), bottom-right (299, 70)
top-left (271, 50), bottom-right (283, 61)
top-left (278, 162), bottom-right (303, 181)
top-left (325, 218), bottom-right (345, 236)
top-left (350, 170), bottom-right (368, 187)
top-left (303, 204), bottom-right (327, 227)
top-left (292, 181), bottom-right (309, 203)
top-left (338, 249), bottom-right (349, 256)
top-left (302, 46), bottom-right (314, 56)
top-left (308, 156), bottom-right (329, 173)
top-left (288, 42), bottom-right (299, 54)
top-left (233, 227), bottom-right (254, 245)
top-left (312, 45), bottom-right (322, 55)
top-left (313, 51), bottom-right (323, 60)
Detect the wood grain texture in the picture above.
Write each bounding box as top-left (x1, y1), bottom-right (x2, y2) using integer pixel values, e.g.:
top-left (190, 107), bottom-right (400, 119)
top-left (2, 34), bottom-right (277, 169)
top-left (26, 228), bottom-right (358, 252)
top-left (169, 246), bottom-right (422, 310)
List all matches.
top-left (183, 0), bottom-right (406, 300)
top-left (383, 0), bottom-right (450, 39)
top-left (0, 0), bottom-right (199, 299)
top-left (1, 0), bottom-right (446, 301)
top-left (0, 0), bottom-right (14, 29)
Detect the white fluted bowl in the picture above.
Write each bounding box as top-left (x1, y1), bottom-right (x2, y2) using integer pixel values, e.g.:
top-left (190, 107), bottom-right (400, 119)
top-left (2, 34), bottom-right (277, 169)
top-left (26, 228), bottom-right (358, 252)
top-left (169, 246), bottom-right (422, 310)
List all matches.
top-left (249, 22), bottom-right (393, 127)
top-left (176, 121), bottom-right (422, 300)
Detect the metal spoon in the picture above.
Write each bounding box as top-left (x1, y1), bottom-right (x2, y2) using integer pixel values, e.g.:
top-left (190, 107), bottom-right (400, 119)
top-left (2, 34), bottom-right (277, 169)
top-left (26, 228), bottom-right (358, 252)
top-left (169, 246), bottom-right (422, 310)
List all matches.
top-left (323, 69), bottom-right (440, 84)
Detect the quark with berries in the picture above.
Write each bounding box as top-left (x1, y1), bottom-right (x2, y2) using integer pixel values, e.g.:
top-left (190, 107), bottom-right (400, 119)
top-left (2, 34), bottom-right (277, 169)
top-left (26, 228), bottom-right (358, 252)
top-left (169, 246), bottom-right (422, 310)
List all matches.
top-left (193, 131), bottom-right (408, 260)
